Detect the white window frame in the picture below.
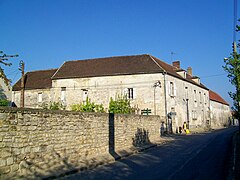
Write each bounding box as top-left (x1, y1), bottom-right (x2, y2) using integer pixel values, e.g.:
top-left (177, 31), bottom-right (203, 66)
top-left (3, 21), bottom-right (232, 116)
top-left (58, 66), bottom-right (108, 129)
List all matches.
top-left (61, 87), bottom-right (66, 102)
top-left (38, 92), bottom-right (43, 103)
top-left (127, 88), bottom-right (134, 99)
top-left (169, 82), bottom-right (176, 97)
top-left (199, 92), bottom-right (202, 104)
top-left (82, 89), bottom-right (88, 102)
top-left (192, 110), bottom-right (197, 120)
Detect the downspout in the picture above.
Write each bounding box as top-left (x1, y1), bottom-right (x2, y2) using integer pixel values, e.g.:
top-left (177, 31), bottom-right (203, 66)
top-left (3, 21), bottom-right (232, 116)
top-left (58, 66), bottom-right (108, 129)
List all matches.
top-left (186, 99), bottom-right (189, 129)
top-left (163, 71), bottom-right (168, 133)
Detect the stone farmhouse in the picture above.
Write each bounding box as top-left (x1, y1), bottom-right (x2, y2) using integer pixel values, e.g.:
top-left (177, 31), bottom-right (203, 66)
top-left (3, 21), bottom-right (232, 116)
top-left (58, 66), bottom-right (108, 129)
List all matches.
top-left (12, 54), bottom-right (231, 132)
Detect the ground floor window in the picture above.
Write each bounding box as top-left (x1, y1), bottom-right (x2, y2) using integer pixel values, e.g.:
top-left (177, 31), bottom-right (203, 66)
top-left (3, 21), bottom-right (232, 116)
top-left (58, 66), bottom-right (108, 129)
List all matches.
top-left (192, 110), bottom-right (197, 120)
top-left (127, 88), bottom-right (134, 99)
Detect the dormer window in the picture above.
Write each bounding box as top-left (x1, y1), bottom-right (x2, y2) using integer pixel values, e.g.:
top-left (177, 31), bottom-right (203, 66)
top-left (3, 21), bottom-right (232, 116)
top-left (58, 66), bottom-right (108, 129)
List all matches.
top-left (176, 70), bottom-right (187, 78)
top-left (192, 77), bottom-right (201, 84)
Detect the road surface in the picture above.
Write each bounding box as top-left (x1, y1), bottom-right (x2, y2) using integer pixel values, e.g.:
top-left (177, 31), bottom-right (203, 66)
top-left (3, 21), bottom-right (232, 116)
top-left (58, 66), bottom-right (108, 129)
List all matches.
top-left (64, 127), bottom-right (237, 180)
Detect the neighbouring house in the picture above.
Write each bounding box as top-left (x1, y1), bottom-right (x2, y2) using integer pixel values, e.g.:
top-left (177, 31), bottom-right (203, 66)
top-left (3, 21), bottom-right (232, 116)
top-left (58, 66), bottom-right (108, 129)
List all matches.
top-left (0, 77), bottom-right (11, 100)
top-left (209, 90), bottom-right (231, 128)
top-left (12, 54), bottom-right (219, 132)
top-left (12, 69), bottom-right (57, 108)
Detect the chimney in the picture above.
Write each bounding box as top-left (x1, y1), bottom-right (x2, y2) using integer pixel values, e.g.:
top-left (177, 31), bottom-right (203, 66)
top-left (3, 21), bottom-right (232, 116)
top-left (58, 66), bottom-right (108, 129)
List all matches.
top-left (187, 67), bottom-right (192, 76)
top-left (172, 61), bottom-right (180, 69)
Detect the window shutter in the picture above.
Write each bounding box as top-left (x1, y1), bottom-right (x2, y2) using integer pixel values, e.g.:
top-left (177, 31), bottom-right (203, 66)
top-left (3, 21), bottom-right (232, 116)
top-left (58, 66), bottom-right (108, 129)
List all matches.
top-left (174, 83), bottom-right (177, 97)
top-left (133, 88), bottom-right (137, 99)
top-left (168, 81), bottom-right (171, 96)
top-left (123, 88), bottom-right (128, 98)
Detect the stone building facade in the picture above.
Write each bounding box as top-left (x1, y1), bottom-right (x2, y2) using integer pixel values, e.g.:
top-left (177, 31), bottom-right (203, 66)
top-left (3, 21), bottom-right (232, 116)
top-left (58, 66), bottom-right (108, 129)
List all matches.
top-left (209, 90), bottom-right (231, 128)
top-left (12, 54), bottom-right (229, 131)
top-left (12, 69), bottom-right (57, 108)
top-left (0, 78), bottom-right (11, 100)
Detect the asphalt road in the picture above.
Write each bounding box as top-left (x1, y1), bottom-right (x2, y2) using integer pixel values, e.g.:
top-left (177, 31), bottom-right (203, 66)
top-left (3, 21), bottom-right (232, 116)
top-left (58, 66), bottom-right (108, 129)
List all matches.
top-left (64, 127), bottom-right (238, 180)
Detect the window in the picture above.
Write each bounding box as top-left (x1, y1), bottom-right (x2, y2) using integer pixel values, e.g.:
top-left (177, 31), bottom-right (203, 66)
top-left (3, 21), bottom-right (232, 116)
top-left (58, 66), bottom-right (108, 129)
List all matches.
top-left (82, 89), bottom-right (88, 102)
top-left (127, 88), bottom-right (134, 99)
top-left (204, 93), bottom-right (206, 104)
top-left (38, 92), bottom-right (42, 103)
top-left (192, 110), bottom-right (197, 120)
top-left (185, 87), bottom-right (188, 99)
top-left (183, 72), bottom-right (186, 79)
top-left (193, 90), bottom-right (196, 100)
top-left (61, 87), bottom-right (66, 102)
top-left (199, 92), bottom-right (202, 103)
top-left (193, 90), bottom-right (197, 107)
top-left (169, 82), bottom-right (176, 97)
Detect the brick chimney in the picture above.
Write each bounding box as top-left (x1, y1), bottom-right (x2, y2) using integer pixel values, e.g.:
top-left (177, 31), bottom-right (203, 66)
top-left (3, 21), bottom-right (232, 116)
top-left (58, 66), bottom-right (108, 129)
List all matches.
top-left (172, 61), bottom-right (180, 69)
top-left (187, 67), bottom-right (192, 76)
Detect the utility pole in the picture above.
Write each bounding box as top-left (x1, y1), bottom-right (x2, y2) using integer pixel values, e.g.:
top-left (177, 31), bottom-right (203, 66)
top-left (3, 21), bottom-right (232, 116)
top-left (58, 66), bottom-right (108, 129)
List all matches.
top-left (19, 60), bottom-right (25, 108)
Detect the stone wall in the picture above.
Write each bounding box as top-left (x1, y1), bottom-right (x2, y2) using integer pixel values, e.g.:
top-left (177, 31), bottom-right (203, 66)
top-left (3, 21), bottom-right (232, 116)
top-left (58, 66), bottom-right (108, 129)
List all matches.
top-left (0, 107), bottom-right (160, 179)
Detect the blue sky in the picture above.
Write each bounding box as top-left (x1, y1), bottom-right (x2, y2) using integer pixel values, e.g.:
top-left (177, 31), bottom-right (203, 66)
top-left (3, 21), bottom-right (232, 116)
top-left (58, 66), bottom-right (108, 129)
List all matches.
top-left (1, 0), bottom-right (239, 106)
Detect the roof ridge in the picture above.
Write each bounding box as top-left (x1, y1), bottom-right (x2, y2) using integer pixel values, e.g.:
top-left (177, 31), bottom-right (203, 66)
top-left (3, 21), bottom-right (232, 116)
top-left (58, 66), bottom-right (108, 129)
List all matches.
top-left (64, 54), bottom-right (150, 63)
top-left (26, 68), bottom-right (58, 74)
top-left (148, 55), bottom-right (166, 72)
top-left (150, 55), bottom-right (178, 70)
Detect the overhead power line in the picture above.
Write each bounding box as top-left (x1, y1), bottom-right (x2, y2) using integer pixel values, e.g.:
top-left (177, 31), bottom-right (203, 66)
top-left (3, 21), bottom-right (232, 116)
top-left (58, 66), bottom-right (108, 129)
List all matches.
top-left (201, 73), bottom-right (227, 79)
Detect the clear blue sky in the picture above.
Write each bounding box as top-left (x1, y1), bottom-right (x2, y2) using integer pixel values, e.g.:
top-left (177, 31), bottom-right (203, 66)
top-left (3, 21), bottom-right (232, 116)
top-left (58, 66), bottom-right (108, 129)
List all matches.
top-left (1, 0), bottom-right (239, 106)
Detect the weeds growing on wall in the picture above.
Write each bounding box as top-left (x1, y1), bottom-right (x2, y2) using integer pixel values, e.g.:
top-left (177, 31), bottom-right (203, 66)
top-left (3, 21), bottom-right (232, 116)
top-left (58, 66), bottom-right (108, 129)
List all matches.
top-left (108, 95), bottom-right (134, 114)
top-left (71, 97), bottom-right (105, 113)
top-left (41, 101), bottom-right (64, 110)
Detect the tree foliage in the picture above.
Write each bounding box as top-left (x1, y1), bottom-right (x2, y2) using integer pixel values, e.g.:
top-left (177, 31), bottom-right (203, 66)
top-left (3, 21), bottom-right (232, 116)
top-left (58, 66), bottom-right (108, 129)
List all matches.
top-left (223, 19), bottom-right (240, 119)
top-left (0, 51), bottom-right (18, 86)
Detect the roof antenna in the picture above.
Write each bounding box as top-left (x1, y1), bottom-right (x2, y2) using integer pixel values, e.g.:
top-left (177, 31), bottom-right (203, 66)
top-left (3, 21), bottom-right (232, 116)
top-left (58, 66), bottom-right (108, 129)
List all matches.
top-left (170, 51), bottom-right (176, 62)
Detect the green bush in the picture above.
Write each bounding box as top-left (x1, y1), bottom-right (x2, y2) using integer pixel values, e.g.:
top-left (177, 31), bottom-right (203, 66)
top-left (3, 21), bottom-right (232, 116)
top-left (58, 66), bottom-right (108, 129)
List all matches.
top-left (0, 99), bottom-right (9, 106)
top-left (71, 97), bottom-right (105, 113)
top-left (108, 95), bottom-right (134, 114)
top-left (41, 101), bottom-right (64, 110)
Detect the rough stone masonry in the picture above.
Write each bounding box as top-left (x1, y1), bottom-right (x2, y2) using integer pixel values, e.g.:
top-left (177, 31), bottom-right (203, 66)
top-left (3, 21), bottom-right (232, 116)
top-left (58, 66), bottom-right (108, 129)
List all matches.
top-left (0, 107), bottom-right (161, 179)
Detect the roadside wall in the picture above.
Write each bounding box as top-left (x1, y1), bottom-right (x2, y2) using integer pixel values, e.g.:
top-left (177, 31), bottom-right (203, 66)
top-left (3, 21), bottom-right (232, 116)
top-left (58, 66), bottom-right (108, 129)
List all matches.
top-left (0, 107), bottom-right (160, 178)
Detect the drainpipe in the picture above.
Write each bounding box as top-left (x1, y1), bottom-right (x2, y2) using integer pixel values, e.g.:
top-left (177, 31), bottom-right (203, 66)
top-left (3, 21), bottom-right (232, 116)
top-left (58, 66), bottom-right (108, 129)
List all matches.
top-left (186, 99), bottom-right (189, 129)
top-left (163, 71), bottom-right (168, 133)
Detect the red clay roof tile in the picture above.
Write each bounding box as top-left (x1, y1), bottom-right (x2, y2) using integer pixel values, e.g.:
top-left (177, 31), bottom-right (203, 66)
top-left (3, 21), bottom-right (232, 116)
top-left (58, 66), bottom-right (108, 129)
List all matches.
top-left (209, 90), bottom-right (229, 105)
top-left (12, 69), bottom-right (57, 91)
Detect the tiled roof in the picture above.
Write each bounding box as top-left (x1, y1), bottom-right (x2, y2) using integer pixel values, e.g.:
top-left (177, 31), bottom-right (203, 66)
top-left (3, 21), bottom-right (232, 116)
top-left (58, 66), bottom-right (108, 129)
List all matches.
top-left (209, 90), bottom-right (229, 105)
top-left (52, 54), bottom-right (164, 79)
top-left (12, 69), bottom-right (58, 91)
top-left (150, 55), bottom-right (208, 90)
top-left (52, 54), bottom-right (208, 90)
top-left (12, 54), bottom-right (209, 91)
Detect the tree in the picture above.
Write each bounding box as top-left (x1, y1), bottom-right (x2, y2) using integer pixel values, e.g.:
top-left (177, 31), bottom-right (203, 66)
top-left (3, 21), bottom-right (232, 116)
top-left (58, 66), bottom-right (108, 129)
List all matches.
top-left (223, 19), bottom-right (240, 130)
top-left (0, 51), bottom-right (18, 86)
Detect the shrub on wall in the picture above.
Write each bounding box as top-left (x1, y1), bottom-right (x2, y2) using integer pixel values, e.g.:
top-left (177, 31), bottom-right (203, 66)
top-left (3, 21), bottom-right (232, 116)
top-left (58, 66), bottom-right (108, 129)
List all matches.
top-left (108, 95), bottom-right (134, 114)
top-left (0, 99), bottom-right (9, 106)
top-left (71, 97), bottom-right (105, 113)
top-left (41, 101), bottom-right (64, 110)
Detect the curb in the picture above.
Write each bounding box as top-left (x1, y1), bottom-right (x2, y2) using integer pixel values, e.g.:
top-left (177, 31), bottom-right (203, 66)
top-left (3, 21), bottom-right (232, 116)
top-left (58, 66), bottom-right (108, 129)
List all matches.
top-left (227, 131), bottom-right (239, 180)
